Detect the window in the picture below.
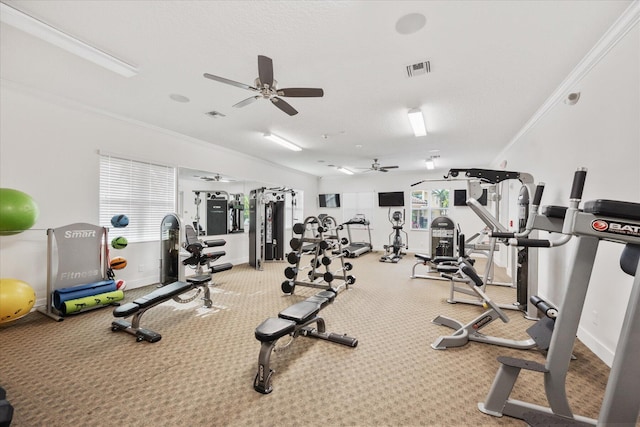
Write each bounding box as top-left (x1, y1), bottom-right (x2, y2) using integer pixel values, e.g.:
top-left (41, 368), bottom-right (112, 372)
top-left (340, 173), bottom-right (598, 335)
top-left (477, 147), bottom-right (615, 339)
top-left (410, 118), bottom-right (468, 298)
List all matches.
top-left (410, 189), bottom-right (450, 230)
top-left (99, 154), bottom-right (176, 243)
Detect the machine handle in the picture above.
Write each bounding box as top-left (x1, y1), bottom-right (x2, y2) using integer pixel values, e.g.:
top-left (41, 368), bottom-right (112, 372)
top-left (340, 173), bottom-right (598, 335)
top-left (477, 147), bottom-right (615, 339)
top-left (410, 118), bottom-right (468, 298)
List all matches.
top-left (491, 232), bottom-right (515, 239)
top-left (533, 183), bottom-right (545, 206)
top-left (510, 238), bottom-right (551, 248)
top-left (570, 168), bottom-right (588, 200)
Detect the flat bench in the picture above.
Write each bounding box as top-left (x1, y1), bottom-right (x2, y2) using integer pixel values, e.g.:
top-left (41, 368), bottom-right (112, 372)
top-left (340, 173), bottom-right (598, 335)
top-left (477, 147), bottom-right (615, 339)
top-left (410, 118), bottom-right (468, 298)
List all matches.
top-left (111, 262), bottom-right (233, 343)
top-left (253, 289), bottom-right (357, 394)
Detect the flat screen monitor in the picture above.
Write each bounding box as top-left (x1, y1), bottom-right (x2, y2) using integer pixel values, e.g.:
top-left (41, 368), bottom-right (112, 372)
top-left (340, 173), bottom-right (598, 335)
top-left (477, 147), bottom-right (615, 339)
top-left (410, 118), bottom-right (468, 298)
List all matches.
top-left (319, 193), bottom-right (341, 208)
top-left (378, 191), bottom-right (405, 207)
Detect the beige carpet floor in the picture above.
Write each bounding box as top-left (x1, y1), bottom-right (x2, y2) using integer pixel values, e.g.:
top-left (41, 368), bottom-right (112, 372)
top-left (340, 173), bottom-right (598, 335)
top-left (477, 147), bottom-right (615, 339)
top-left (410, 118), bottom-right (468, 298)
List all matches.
top-left (0, 252), bottom-right (610, 426)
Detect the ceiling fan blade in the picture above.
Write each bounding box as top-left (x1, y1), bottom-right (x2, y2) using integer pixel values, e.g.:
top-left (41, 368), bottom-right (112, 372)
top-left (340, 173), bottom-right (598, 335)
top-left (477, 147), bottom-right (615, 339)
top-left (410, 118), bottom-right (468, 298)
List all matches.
top-left (270, 97), bottom-right (298, 116)
top-left (379, 169), bottom-right (389, 173)
top-left (277, 88), bottom-right (324, 97)
top-left (381, 165), bottom-right (399, 169)
top-left (258, 55), bottom-right (274, 88)
top-left (233, 96), bottom-right (259, 108)
top-left (204, 73), bottom-right (257, 91)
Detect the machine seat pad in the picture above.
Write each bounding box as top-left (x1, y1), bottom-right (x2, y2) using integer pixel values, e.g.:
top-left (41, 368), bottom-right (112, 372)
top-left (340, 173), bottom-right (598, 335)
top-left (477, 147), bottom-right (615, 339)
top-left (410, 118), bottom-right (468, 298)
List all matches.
top-left (204, 239), bottom-right (226, 247)
top-left (132, 281), bottom-right (194, 309)
top-left (255, 317), bottom-right (296, 342)
top-left (279, 301), bottom-right (321, 324)
top-left (204, 250), bottom-right (226, 260)
top-left (415, 253), bottom-right (432, 262)
top-left (212, 263), bottom-right (233, 274)
top-left (541, 205), bottom-right (567, 219)
top-left (113, 302), bottom-right (140, 317)
top-left (436, 265), bottom-right (459, 273)
top-left (186, 275), bottom-right (211, 285)
top-left (583, 199), bottom-right (640, 221)
top-left (432, 256), bottom-right (458, 264)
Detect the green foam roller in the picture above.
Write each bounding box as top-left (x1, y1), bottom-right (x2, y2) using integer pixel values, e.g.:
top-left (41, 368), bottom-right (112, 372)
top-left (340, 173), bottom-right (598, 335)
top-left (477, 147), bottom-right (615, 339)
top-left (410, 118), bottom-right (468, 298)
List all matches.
top-left (61, 290), bottom-right (124, 314)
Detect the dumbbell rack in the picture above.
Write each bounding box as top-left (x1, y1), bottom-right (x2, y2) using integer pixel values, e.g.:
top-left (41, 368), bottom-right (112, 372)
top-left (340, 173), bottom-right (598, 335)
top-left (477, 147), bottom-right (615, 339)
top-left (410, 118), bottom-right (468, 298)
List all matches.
top-left (282, 215), bottom-right (355, 295)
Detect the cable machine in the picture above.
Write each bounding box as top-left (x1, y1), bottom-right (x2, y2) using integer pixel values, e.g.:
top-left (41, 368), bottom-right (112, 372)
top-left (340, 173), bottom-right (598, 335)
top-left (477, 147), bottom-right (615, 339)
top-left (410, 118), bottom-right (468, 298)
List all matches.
top-left (249, 187), bottom-right (297, 270)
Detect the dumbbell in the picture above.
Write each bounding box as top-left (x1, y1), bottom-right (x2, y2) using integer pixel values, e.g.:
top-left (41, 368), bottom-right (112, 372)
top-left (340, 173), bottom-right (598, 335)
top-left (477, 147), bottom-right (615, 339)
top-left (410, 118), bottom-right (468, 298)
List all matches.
top-left (321, 250), bottom-right (348, 266)
top-left (284, 259), bottom-right (321, 279)
top-left (317, 224), bottom-right (343, 233)
top-left (290, 238), bottom-right (302, 251)
top-left (293, 222), bottom-right (306, 235)
top-left (287, 252), bottom-right (301, 264)
top-left (281, 280), bottom-right (295, 294)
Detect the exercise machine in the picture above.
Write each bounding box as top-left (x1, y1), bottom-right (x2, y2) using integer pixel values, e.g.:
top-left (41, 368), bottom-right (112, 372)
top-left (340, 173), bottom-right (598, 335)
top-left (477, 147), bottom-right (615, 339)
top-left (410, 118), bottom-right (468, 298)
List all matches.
top-left (341, 214), bottom-right (372, 257)
top-left (249, 187), bottom-right (296, 270)
top-left (380, 209), bottom-right (408, 263)
top-left (479, 168), bottom-right (640, 426)
top-left (431, 258), bottom-right (557, 351)
top-left (253, 288), bottom-right (358, 393)
top-left (114, 217), bottom-right (233, 342)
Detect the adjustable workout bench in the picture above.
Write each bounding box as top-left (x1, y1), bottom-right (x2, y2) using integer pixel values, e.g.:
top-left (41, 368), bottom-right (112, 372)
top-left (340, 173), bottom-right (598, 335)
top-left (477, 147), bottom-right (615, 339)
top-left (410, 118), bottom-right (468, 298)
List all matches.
top-left (111, 228), bottom-right (233, 343)
top-left (254, 288), bottom-right (358, 394)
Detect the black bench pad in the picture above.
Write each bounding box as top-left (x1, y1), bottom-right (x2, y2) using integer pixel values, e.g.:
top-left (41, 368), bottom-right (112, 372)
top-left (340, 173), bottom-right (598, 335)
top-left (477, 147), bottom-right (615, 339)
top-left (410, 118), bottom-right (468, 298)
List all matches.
top-left (113, 302), bottom-right (140, 317)
top-left (279, 301), bottom-right (321, 324)
top-left (541, 205), bottom-right (567, 219)
top-left (255, 317), bottom-right (296, 342)
top-left (437, 265), bottom-right (459, 273)
top-left (134, 281), bottom-right (193, 309)
top-left (415, 253), bottom-right (431, 262)
top-left (204, 250), bottom-right (226, 260)
top-left (583, 199), bottom-right (640, 221)
top-left (187, 275), bottom-right (210, 285)
top-left (204, 239), bottom-right (226, 247)
top-left (212, 263), bottom-right (233, 273)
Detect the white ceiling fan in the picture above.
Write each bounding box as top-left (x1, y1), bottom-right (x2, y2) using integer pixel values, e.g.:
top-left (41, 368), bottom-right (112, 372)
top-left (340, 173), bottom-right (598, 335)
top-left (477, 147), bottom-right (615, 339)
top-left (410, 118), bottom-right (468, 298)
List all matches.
top-left (361, 158), bottom-right (399, 173)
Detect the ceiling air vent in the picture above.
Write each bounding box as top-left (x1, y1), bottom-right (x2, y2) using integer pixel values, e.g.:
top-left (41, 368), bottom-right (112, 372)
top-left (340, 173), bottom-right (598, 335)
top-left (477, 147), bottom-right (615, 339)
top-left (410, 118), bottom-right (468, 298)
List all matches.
top-left (205, 110), bottom-right (226, 118)
top-left (406, 61), bottom-right (431, 78)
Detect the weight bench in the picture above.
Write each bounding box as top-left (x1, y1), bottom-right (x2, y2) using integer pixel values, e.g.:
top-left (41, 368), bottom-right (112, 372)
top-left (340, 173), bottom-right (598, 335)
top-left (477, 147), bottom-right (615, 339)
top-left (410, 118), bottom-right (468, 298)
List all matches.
top-left (110, 261), bottom-right (233, 343)
top-left (253, 289), bottom-right (358, 394)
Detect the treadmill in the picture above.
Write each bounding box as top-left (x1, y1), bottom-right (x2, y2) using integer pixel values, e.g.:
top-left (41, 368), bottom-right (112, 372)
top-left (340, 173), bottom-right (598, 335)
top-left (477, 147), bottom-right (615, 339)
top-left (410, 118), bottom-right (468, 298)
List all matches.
top-left (341, 215), bottom-right (373, 258)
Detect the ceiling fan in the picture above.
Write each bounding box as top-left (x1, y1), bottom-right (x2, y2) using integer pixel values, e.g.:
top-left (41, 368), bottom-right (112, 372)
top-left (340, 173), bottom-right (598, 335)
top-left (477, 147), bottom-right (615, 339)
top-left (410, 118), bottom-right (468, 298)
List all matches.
top-left (362, 159), bottom-right (399, 173)
top-left (203, 55), bottom-right (324, 116)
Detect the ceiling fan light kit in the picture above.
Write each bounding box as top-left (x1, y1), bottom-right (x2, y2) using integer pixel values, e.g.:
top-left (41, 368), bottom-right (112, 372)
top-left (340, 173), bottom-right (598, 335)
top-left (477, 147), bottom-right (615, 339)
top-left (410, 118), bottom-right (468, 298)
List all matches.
top-left (263, 133), bottom-right (302, 152)
top-left (408, 108), bottom-right (427, 137)
top-left (204, 55), bottom-right (324, 116)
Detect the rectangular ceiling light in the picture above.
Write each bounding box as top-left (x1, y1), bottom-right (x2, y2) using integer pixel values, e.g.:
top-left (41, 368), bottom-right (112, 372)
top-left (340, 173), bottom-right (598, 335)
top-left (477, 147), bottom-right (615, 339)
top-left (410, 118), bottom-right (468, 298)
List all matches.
top-left (408, 108), bottom-right (427, 137)
top-left (263, 133), bottom-right (302, 152)
top-left (425, 159), bottom-right (435, 170)
top-left (337, 167), bottom-right (354, 175)
top-left (0, 2), bottom-right (138, 77)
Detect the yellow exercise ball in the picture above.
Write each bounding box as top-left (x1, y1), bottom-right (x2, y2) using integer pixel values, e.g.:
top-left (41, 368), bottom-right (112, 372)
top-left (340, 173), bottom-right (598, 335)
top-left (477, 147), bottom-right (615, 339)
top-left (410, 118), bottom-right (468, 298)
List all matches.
top-left (0, 278), bottom-right (36, 323)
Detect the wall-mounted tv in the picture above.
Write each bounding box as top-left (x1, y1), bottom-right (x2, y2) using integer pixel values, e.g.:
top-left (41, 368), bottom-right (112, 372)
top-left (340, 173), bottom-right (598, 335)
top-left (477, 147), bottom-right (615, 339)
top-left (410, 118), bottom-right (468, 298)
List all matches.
top-left (319, 193), bottom-right (341, 208)
top-left (378, 191), bottom-right (405, 207)
top-left (453, 189), bottom-right (488, 206)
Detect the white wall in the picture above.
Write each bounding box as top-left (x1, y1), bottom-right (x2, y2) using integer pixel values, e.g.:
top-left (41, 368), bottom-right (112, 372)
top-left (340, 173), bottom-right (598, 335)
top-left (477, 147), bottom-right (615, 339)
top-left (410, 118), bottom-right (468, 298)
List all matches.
top-left (0, 84), bottom-right (319, 305)
top-left (492, 23), bottom-right (640, 365)
top-left (317, 170), bottom-right (488, 254)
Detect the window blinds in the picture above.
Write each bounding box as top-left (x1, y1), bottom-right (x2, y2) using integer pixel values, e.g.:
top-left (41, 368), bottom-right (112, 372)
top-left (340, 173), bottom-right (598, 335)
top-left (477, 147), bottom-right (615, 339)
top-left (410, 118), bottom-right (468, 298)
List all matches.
top-left (99, 154), bottom-right (176, 243)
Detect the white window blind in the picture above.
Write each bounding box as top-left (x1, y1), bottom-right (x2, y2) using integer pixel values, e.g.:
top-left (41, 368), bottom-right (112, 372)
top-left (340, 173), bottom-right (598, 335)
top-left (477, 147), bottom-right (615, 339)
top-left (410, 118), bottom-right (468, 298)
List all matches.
top-left (99, 154), bottom-right (176, 243)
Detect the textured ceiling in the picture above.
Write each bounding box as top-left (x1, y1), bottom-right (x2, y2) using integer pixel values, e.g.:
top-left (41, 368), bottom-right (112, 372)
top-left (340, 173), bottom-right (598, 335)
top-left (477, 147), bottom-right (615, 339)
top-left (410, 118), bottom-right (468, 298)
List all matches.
top-left (0, 0), bottom-right (632, 177)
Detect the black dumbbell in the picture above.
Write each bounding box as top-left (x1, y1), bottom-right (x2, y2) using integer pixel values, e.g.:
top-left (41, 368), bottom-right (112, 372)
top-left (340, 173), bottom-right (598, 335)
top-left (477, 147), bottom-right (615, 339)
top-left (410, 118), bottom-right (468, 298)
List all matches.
top-left (293, 222), bottom-right (306, 235)
top-left (281, 280), bottom-right (295, 294)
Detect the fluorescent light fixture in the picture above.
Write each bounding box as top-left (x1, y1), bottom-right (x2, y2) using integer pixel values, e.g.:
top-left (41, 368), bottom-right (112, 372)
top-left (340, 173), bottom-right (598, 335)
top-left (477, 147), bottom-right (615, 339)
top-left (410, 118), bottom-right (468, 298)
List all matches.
top-left (425, 159), bottom-right (435, 170)
top-left (408, 108), bottom-right (427, 137)
top-left (337, 167), bottom-right (354, 175)
top-left (263, 132), bottom-right (302, 151)
top-left (0, 2), bottom-right (138, 77)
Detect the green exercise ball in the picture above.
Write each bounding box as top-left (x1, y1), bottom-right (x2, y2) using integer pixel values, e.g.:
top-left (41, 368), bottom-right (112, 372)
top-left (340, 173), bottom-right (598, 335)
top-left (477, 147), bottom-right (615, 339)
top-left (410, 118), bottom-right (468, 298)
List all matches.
top-left (0, 188), bottom-right (39, 235)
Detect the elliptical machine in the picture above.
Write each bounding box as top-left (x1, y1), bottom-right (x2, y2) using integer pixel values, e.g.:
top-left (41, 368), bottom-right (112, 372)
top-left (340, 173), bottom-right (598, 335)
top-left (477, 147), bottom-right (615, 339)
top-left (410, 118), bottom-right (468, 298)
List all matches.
top-left (380, 209), bottom-right (408, 263)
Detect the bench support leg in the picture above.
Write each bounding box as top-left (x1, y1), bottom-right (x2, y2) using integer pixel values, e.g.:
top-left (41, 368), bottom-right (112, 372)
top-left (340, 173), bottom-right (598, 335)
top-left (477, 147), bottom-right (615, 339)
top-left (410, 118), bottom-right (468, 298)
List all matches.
top-left (254, 341), bottom-right (278, 394)
top-left (478, 364), bottom-right (521, 417)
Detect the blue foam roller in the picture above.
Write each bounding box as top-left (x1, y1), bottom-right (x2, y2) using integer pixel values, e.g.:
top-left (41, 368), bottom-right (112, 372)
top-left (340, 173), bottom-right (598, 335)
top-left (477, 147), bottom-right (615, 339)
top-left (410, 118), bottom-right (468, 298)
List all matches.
top-left (53, 280), bottom-right (116, 310)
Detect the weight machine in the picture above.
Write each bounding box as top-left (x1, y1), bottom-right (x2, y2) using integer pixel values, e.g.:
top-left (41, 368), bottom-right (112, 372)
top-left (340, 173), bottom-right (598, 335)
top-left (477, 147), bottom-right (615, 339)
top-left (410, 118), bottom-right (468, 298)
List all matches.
top-left (249, 187), bottom-right (297, 270)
